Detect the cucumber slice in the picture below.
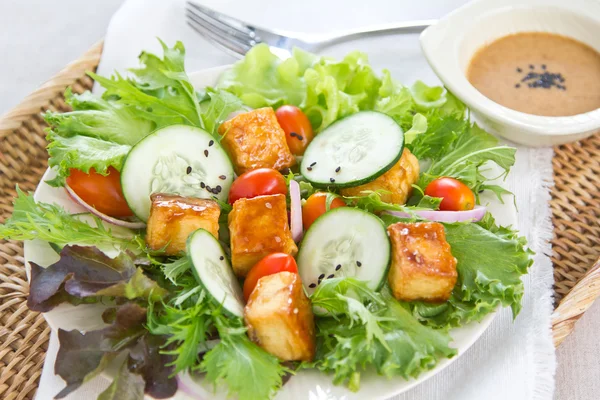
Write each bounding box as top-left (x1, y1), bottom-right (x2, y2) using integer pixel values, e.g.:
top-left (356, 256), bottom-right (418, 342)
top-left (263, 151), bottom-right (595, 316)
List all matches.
top-left (297, 207), bottom-right (391, 295)
top-left (187, 229), bottom-right (244, 318)
top-left (121, 125), bottom-right (234, 221)
top-left (300, 111), bottom-right (404, 188)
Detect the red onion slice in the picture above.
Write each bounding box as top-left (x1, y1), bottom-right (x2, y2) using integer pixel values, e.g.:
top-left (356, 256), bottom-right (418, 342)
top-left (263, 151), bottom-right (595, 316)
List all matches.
top-left (385, 205), bottom-right (487, 223)
top-left (64, 184), bottom-right (146, 229)
top-left (289, 180), bottom-right (303, 242)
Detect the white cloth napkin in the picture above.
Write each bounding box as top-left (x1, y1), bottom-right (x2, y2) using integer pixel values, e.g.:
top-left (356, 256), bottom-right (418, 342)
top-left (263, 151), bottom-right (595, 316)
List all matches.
top-left (35, 0), bottom-right (557, 399)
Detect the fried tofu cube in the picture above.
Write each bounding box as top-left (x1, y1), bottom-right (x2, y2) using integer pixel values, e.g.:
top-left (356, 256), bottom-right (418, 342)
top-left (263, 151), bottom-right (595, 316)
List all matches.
top-left (387, 222), bottom-right (457, 302)
top-left (146, 193), bottom-right (220, 255)
top-left (245, 271), bottom-right (316, 361)
top-left (341, 148), bottom-right (420, 204)
top-left (228, 194), bottom-right (298, 277)
top-left (218, 107), bottom-right (296, 175)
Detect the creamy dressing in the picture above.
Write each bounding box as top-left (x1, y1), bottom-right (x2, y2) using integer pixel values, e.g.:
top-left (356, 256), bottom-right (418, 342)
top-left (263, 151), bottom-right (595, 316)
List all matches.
top-left (467, 32), bottom-right (600, 116)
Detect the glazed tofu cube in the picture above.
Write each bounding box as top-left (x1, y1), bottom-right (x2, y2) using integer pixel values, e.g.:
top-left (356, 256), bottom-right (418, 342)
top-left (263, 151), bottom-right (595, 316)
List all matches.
top-left (218, 107), bottom-right (296, 175)
top-left (146, 193), bottom-right (220, 255)
top-left (341, 148), bottom-right (420, 204)
top-left (228, 194), bottom-right (297, 277)
top-left (387, 222), bottom-right (457, 302)
top-left (245, 271), bottom-right (316, 361)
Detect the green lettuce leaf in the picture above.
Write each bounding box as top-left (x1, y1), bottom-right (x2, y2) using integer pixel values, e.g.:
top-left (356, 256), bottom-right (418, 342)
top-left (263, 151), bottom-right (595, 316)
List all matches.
top-left (44, 89), bottom-right (154, 146)
top-left (217, 44), bottom-right (311, 109)
top-left (46, 132), bottom-right (130, 186)
top-left (92, 40), bottom-right (202, 128)
top-left (27, 245), bottom-right (167, 312)
top-left (0, 187), bottom-right (139, 248)
top-left (147, 287), bottom-right (214, 373)
top-left (409, 115), bottom-right (516, 200)
top-left (199, 88), bottom-right (244, 136)
top-left (309, 278), bottom-right (456, 391)
top-left (383, 213), bottom-right (533, 328)
top-left (200, 314), bottom-right (289, 400)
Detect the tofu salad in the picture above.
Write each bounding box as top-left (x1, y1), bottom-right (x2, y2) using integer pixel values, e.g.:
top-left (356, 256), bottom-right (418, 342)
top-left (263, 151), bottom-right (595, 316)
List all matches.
top-left (0, 41), bottom-right (533, 400)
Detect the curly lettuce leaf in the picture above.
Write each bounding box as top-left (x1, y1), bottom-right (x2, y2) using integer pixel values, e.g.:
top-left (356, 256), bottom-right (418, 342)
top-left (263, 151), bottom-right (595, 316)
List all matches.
top-left (302, 51), bottom-right (381, 130)
top-left (383, 213), bottom-right (533, 328)
top-left (408, 115), bottom-right (516, 201)
top-left (27, 245), bottom-right (167, 312)
top-left (218, 44), bottom-right (382, 131)
top-left (147, 287), bottom-right (214, 373)
top-left (46, 131), bottom-right (131, 186)
top-left (0, 187), bottom-right (139, 248)
top-left (44, 89), bottom-right (154, 146)
top-left (92, 40), bottom-right (202, 128)
top-left (200, 314), bottom-right (289, 400)
top-left (309, 278), bottom-right (456, 391)
top-left (199, 88), bottom-right (244, 136)
top-left (217, 44), bottom-right (311, 109)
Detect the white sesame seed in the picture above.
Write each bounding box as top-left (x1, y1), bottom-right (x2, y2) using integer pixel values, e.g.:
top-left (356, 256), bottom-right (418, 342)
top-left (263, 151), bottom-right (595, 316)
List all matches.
top-left (265, 202), bottom-right (272, 209)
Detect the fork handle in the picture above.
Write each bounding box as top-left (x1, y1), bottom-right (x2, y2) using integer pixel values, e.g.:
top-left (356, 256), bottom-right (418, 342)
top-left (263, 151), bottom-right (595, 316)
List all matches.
top-left (314, 19), bottom-right (437, 49)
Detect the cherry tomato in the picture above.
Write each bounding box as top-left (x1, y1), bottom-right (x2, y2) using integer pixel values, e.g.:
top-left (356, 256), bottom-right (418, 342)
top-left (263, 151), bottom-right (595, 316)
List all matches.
top-left (228, 168), bottom-right (287, 204)
top-left (302, 192), bottom-right (346, 230)
top-left (275, 105), bottom-right (314, 156)
top-left (424, 177), bottom-right (475, 211)
top-left (243, 253), bottom-right (298, 301)
top-left (66, 167), bottom-right (133, 217)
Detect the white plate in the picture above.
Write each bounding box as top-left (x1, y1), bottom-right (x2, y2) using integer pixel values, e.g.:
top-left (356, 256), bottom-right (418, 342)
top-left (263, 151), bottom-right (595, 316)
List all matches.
top-left (24, 65), bottom-right (517, 400)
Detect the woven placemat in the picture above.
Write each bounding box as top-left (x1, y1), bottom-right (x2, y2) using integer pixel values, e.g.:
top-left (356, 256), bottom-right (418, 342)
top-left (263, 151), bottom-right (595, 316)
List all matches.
top-left (0, 42), bottom-right (599, 399)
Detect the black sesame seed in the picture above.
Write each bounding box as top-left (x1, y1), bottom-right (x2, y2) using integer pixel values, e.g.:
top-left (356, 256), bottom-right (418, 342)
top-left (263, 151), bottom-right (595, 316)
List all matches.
top-left (318, 273), bottom-right (325, 280)
top-left (335, 166), bottom-right (341, 173)
top-left (516, 67), bottom-right (522, 73)
top-left (219, 175), bottom-right (226, 180)
top-left (204, 150), bottom-right (209, 157)
top-left (529, 64), bottom-right (534, 69)
top-left (515, 84), bottom-right (520, 88)
top-left (216, 185), bottom-right (222, 192)
top-left (330, 178), bottom-right (335, 183)
top-left (209, 140), bottom-right (214, 147)
top-left (295, 134), bottom-right (304, 140)
top-left (310, 162), bottom-right (317, 167)
top-left (327, 274), bottom-right (335, 279)
top-left (186, 166), bottom-right (192, 174)
top-left (206, 185), bottom-right (211, 191)
top-left (335, 264), bottom-right (341, 271)
top-left (200, 182), bottom-right (205, 188)
top-left (307, 167), bottom-right (313, 171)
top-left (542, 64), bottom-right (547, 70)
top-left (356, 261), bottom-right (362, 267)
top-left (309, 283), bottom-right (317, 288)
top-left (219, 256), bottom-right (224, 260)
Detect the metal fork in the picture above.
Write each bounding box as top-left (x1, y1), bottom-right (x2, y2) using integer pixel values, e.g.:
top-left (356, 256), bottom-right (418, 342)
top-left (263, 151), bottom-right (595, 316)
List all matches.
top-left (185, 1), bottom-right (436, 58)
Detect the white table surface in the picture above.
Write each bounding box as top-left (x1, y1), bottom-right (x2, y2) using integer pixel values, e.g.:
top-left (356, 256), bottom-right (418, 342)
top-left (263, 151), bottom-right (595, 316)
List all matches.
top-left (0, 1), bottom-right (598, 399)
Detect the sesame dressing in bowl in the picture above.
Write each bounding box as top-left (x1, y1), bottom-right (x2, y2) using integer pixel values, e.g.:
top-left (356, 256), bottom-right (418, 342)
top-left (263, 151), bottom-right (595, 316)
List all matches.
top-left (467, 32), bottom-right (600, 117)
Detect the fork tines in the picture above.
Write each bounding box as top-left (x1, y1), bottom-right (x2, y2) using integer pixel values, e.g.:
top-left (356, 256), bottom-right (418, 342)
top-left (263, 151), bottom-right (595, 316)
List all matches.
top-left (185, 1), bottom-right (261, 57)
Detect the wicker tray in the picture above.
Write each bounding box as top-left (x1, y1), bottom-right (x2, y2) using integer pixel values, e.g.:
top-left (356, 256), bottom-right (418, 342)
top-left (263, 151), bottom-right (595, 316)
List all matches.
top-left (1, 42), bottom-right (599, 400)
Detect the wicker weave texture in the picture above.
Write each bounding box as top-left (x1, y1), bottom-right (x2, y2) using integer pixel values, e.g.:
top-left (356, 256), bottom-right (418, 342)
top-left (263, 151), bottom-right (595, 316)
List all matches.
top-left (0, 41), bottom-right (598, 398)
top-left (0, 42), bottom-right (102, 400)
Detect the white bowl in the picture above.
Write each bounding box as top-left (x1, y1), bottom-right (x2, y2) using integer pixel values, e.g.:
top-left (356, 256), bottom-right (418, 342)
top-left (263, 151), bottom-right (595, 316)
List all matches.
top-left (420, 0), bottom-right (600, 146)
